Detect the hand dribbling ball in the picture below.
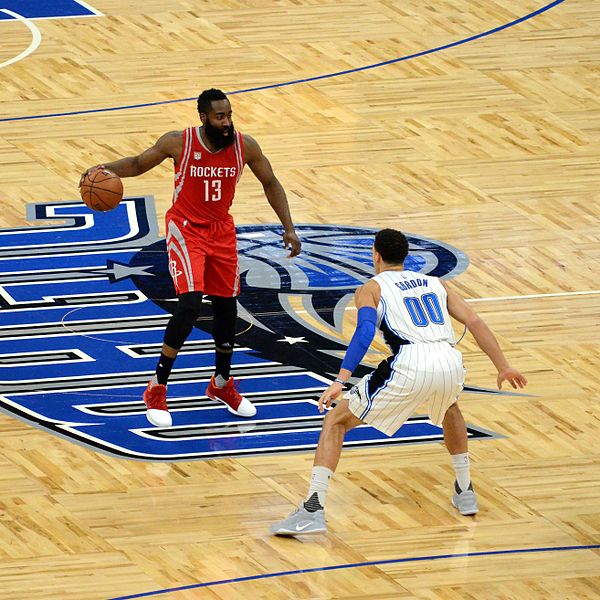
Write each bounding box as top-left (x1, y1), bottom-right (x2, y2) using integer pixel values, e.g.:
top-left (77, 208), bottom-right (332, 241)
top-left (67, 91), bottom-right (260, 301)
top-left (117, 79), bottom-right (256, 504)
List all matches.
top-left (80, 168), bottom-right (123, 211)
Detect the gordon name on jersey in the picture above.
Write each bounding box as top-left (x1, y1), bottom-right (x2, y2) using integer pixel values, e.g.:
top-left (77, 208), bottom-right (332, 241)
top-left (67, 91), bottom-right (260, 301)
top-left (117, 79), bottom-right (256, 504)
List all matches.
top-left (395, 277), bottom-right (429, 291)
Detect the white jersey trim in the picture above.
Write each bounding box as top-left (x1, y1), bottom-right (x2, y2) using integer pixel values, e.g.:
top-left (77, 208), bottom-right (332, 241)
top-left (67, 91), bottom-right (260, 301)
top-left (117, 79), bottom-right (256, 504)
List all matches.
top-left (233, 132), bottom-right (244, 182)
top-left (166, 219), bottom-right (194, 290)
top-left (173, 128), bottom-right (193, 203)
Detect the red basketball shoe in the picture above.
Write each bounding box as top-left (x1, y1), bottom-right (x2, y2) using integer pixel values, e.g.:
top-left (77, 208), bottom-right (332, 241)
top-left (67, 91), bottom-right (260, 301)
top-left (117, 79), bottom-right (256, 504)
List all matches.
top-left (143, 381), bottom-right (172, 427)
top-left (206, 376), bottom-right (257, 417)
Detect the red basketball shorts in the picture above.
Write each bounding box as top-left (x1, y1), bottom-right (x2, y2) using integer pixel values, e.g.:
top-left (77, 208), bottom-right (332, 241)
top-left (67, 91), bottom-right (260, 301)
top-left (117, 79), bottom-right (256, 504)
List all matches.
top-left (165, 213), bottom-right (240, 297)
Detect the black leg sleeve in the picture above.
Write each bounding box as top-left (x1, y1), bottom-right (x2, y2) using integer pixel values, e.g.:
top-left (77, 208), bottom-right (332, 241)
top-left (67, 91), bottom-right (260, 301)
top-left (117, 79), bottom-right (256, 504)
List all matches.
top-left (163, 291), bottom-right (205, 350)
top-left (211, 296), bottom-right (238, 380)
top-left (211, 296), bottom-right (237, 350)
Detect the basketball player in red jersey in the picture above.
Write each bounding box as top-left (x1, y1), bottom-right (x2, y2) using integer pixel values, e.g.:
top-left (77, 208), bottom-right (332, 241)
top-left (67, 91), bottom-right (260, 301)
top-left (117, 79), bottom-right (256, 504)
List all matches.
top-left (80, 89), bottom-right (301, 428)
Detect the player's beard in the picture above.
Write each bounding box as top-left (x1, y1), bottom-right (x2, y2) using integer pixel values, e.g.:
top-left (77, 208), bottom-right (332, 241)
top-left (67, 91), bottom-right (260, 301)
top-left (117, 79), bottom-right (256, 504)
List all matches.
top-left (204, 120), bottom-right (235, 150)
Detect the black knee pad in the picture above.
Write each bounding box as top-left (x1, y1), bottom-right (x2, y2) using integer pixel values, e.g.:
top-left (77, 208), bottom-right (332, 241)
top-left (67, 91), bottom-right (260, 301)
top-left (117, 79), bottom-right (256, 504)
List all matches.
top-left (164, 292), bottom-right (204, 349)
top-left (176, 291), bottom-right (204, 316)
top-left (211, 296), bottom-right (237, 350)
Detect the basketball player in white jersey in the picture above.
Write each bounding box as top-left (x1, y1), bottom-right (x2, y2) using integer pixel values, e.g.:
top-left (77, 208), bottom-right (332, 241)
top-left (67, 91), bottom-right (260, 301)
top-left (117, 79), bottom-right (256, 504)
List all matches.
top-left (271, 228), bottom-right (527, 535)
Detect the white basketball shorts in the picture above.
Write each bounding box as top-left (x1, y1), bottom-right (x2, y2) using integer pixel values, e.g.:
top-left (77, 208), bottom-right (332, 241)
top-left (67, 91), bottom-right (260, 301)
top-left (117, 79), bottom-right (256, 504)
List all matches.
top-left (346, 342), bottom-right (465, 436)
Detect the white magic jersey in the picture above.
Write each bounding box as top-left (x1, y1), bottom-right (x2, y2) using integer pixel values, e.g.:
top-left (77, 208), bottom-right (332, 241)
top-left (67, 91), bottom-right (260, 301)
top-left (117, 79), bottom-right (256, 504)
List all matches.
top-left (345, 269), bottom-right (464, 436)
top-left (373, 270), bottom-right (456, 348)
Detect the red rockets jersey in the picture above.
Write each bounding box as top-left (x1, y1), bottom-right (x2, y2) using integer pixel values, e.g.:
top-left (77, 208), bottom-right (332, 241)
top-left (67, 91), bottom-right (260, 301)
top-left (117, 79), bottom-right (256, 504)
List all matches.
top-left (168, 127), bottom-right (245, 223)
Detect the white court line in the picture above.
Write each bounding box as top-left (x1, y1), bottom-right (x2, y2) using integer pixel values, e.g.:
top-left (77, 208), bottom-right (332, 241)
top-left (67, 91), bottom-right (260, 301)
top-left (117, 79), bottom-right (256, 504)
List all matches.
top-left (0, 9), bottom-right (42, 69)
top-left (466, 289), bottom-right (600, 302)
top-left (311, 289), bottom-right (600, 313)
top-left (74, 0), bottom-right (104, 17)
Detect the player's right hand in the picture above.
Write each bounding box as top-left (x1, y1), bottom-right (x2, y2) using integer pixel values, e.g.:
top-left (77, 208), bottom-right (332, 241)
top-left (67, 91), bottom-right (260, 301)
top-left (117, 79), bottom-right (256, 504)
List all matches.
top-left (497, 367), bottom-right (528, 390)
top-left (79, 165), bottom-right (105, 187)
top-left (283, 230), bottom-right (301, 258)
top-left (318, 382), bottom-right (343, 413)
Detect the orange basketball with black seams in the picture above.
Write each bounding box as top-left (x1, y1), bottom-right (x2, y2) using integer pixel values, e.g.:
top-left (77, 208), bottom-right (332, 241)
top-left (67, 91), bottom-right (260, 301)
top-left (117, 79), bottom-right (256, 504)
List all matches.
top-left (80, 168), bottom-right (123, 211)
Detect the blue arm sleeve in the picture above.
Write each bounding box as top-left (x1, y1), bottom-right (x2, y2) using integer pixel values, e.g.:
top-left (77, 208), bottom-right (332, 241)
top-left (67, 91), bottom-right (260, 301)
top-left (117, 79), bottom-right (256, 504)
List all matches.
top-left (340, 306), bottom-right (378, 373)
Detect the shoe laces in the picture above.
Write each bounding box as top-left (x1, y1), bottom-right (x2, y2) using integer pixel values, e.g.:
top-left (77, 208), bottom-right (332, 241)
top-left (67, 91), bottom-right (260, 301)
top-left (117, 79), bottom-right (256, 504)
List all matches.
top-left (224, 377), bottom-right (243, 399)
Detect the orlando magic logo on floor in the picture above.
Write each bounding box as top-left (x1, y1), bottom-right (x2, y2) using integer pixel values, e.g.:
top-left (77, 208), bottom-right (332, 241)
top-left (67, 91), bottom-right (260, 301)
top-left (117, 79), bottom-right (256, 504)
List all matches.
top-left (0, 198), bottom-right (507, 460)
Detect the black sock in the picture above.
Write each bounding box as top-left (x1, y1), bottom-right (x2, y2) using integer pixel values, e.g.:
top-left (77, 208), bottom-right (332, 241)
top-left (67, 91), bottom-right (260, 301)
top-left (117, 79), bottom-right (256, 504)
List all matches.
top-left (303, 492), bottom-right (323, 513)
top-left (155, 353), bottom-right (176, 385)
top-left (214, 348), bottom-right (233, 381)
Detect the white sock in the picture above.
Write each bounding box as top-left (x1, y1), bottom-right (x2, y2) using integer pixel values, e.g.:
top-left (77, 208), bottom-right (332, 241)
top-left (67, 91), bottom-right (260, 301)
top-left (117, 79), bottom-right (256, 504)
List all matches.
top-left (214, 374), bottom-right (227, 387)
top-left (150, 374), bottom-right (159, 387)
top-left (451, 453), bottom-right (471, 492)
top-left (305, 466), bottom-right (333, 508)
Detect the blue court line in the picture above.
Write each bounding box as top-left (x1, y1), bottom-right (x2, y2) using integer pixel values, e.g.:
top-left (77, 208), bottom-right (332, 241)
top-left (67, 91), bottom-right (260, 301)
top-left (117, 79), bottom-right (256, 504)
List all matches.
top-left (0, 0), bottom-right (566, 124)
top-left (110, 543), bottom-right (600, 599)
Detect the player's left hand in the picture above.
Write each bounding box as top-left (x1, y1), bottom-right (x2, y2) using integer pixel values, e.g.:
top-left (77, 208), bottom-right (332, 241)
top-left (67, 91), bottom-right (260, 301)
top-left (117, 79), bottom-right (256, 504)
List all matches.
top-left (318, 381), bottom-right (344, 413)
top-left (497, 366), bottom-right (528, 389)
top-left (283, 230), bottom-right (301, 257)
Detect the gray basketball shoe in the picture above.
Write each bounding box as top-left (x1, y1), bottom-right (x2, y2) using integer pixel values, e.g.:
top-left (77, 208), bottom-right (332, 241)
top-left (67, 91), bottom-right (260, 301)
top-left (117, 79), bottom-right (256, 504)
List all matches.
top-left (452, 481), bottom-right (479, 515)
top-left (270, 504), bottom-right (327, 536)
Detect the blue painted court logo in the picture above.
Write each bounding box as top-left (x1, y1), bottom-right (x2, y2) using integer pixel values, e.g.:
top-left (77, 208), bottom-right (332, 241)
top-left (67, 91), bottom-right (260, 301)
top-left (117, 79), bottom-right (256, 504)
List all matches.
top-left (0, 198), bottom-right (498, 461)
top-left (0, 1), bottom-right (100, 20)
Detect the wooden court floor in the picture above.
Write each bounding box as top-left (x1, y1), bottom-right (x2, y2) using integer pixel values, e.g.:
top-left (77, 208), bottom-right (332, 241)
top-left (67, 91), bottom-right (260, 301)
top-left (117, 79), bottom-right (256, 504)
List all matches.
top-left (1, 0), bottom-right (599, 598)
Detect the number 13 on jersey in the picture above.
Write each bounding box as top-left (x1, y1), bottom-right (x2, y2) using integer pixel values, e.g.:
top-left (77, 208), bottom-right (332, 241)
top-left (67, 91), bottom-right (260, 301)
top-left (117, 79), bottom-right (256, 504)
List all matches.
top-left (203, 179), bottom-right (222, 201)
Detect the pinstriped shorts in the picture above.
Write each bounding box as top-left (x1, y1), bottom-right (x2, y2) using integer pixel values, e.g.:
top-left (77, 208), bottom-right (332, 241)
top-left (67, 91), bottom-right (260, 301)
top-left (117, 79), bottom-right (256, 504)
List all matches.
top-left (346, 342), bottom-right (465, 436)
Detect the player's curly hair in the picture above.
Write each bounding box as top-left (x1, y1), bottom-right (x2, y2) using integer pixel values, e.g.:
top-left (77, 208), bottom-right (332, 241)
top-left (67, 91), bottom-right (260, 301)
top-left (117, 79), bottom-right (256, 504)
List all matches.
top-left (374, 229), bottom-right (409, 264)
top-left (197, 88), bottom-right (228, 116)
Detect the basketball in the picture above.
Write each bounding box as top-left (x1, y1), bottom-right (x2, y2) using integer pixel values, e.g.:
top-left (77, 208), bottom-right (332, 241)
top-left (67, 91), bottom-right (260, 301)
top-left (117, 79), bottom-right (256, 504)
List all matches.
top-left (80, 168), bottom-right (123, 211)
